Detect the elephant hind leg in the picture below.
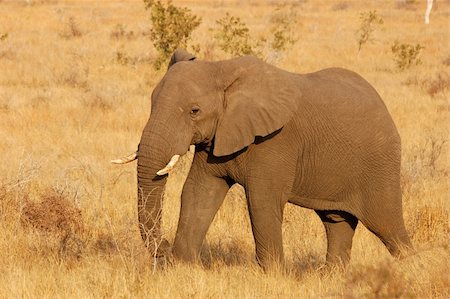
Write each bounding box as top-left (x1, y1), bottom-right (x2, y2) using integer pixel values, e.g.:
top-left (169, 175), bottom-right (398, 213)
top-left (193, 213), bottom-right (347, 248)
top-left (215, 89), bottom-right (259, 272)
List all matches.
top-left (360, 189), bottom-right (413, 259)
top-left (362, 215), bottom-right (413, 258)
top-left (316, 210), bottom-right (358, 266)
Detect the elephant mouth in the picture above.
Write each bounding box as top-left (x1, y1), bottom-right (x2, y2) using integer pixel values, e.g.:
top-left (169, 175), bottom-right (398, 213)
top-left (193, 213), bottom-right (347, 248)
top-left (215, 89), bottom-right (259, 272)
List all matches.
top-left (191, 131), bottom-right (203, 144)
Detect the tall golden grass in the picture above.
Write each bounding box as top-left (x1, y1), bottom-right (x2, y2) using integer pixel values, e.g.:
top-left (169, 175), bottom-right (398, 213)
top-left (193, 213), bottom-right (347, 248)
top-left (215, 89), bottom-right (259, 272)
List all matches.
top-left (0, 0), bottom-right (448, 297)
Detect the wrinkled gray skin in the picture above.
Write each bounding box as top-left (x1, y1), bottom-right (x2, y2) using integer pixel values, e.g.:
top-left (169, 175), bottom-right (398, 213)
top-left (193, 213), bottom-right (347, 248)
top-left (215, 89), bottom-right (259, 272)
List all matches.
top-left (136, 49), bottom-right (412, 269)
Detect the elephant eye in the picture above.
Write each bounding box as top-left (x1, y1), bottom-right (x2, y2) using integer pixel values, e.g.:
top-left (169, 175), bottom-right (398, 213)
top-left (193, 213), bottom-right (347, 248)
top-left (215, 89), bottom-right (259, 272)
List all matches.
top-left (190, 106), bottom-right (200, 117)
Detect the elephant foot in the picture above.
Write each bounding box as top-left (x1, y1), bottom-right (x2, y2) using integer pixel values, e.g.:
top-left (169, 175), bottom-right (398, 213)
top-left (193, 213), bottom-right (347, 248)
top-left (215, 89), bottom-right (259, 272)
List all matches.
top-left (148, 239), bottom-right (173, 271)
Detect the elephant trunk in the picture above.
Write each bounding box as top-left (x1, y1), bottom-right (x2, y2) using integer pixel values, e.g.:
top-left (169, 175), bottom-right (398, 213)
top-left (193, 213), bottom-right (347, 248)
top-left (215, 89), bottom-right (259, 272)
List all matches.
top-left (136, 118), bottom-right (190, 257)
top-left (137, 122), bottom-right (174, 257)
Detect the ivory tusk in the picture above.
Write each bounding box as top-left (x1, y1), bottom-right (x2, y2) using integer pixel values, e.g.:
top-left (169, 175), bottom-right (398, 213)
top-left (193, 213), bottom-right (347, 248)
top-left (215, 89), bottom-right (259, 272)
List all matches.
top-left (156, 155), bottom-right (180, 176)
top-left (188, 145), bottom-right (195, 154)
top-left (111, 152), bottom-right (137, 164)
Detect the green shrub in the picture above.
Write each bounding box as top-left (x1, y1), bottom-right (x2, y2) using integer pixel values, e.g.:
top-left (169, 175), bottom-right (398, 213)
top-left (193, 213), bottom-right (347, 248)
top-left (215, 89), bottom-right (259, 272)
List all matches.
top-left (143, 0), bottom-right (201, 70)
top-left (213, 12), bottom-right (258, 57)
top-left (213, 9), bottom-right (298, 60)
top-left (391, 41), bottom-right (424, 70)
top-left (268, 6), bottom-right (298, 52)
top-left (356, 10), bottom-right (384, 53)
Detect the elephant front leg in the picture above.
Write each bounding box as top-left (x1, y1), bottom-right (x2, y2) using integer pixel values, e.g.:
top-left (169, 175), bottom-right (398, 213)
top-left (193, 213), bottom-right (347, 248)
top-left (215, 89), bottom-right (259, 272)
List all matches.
top-left (246, 187), bottom-right (286, 270)
top-left (173, 164), bottom-right (231, 263)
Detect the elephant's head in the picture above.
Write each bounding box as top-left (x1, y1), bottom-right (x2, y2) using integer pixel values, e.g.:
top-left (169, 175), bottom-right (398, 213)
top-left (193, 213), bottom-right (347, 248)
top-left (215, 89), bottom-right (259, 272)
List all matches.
top-left (135, 49), bottom-right (298, 257)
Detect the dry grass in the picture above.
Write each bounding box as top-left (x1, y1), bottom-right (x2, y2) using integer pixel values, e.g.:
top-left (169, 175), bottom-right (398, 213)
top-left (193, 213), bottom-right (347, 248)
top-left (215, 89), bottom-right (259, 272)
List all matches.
top-left (0, 0), bottom-right (448, 297)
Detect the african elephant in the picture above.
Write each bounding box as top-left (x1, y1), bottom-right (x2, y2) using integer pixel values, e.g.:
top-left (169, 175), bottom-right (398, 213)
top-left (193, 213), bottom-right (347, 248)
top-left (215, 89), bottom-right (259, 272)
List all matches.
top-left (114, 49), bottom-right (412, 269)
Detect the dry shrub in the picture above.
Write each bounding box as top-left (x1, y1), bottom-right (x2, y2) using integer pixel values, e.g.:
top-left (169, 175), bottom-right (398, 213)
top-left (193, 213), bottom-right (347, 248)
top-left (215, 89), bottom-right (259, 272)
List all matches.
top-left (56, 64), bottom-right (89, 90)
top-left (22, 0), bottom-right (59, 5)
top-left (424, 72), bottom-right (450, 97)
top-left (21, 192), bottom-right (83, 236)
top-left (332, 2), bottom-right (350, 11)
top-left (403, 136), bottom-right (447, 182)
top-left (31, 94), bottom-right (50, 108)
top-left (82, 93), bottom-right (114, 111)
top-left (21, 191), bottom-right (85, 259)
top-left (0, 33), bottom-right (15, 60)
top-left (110, 24), bottom-right (136, 40)
top-left (114, 49), bottom-right (152, 66)
top-left (59, 16), bottom-right (83, 39)
top-left (443, 55), bottom-right (450, 66)
top-left (395, 0), bottom-right (418, 10)
top-left (408, 205), bottom-right (448, 243)
top-left (402, 72), bottom-right (450, 97)
top-left (92, 232), bottom-right (119, 255)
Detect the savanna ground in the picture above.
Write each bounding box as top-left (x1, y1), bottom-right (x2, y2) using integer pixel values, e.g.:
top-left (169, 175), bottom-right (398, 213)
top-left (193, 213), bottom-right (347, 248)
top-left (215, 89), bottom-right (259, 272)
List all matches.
top-left (0, 0), bottom-right (449, 297)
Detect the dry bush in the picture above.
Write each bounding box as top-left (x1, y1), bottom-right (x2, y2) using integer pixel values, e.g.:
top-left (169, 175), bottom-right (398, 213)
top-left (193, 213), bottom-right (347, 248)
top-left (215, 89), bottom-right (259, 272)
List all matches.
top-left (408, 205), bottom-right (448, 243)
top-left (114, 49), bottom-right (152, 67)
top-left (443, 55), bottom-right (450, 66)
top-left (59, 16), bottom-right (83, 39)
top-left (345, 262), bottom-right (413, 298)
top-left (110, 24), bottom-right (136, 40)
top-left (20, 190), bottom-right (85, 260)
top-left (81, 93), bottom-right (114, 111)
top-left (402, 135), bottom-right (447, 182)
top-left (55, 64), bottom-right (89, 90)
top-left (395, 0), bottom-right (418, 10)
top-left (424, 72), bottom-right (450, 97)
top-left (0, 33), bottom-right (15, 60)
top-left (332, 2), bottom-right (351, 11)
top-left (20, 191), bottom-right (83, 236)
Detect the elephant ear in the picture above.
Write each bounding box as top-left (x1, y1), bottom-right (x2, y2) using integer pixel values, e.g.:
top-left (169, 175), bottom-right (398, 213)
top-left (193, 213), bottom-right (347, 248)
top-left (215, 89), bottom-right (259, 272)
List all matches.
top-left (167, 48), bottom-right (196, 69)
top-left (213, 56), bottom-right (299, 157)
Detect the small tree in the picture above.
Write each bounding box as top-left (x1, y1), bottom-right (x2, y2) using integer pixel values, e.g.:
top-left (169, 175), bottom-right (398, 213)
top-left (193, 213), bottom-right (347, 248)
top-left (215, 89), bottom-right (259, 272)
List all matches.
top-left (213, 12), bottom-right (258, 57)
top-left (356, 10), bottom-right (384, 53)
top-left (144, 0), bottom-right (201, 70)
top-left (269, 6), bottom-right (298, 52)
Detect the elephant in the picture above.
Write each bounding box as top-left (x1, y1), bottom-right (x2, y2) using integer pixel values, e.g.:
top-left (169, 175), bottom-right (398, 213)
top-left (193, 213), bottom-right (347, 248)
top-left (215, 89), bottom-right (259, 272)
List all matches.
top-left (113, 49), bottom-right (413, 269)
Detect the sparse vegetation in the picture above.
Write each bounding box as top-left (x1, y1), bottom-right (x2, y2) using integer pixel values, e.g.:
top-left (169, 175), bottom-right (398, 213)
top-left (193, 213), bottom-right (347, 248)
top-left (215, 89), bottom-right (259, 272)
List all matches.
top-left (144, 0), bottom-right (201, 70)
top-left (356, 10), bottom-right (384, 53)
top-left (110, 24), bottom-right (135, 40)
top-left (213, 8), bottom-right (298, 60)
top-left (425, 72), bottom-right (450, 97)
top-left (213, 12), bottom-right (259, 57)
top-left (59, 16), bottom-right (83, 39)
top-left (391, 41), bottom-right (424, 70)
top-left (268, 5), bottom-right (299, 53)
top-left (332, 2), bottom-right (350, 11)
top-left (395, 0), bottom-right (418, 10)
top-left (0, 1), bottom-right (448, 298)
